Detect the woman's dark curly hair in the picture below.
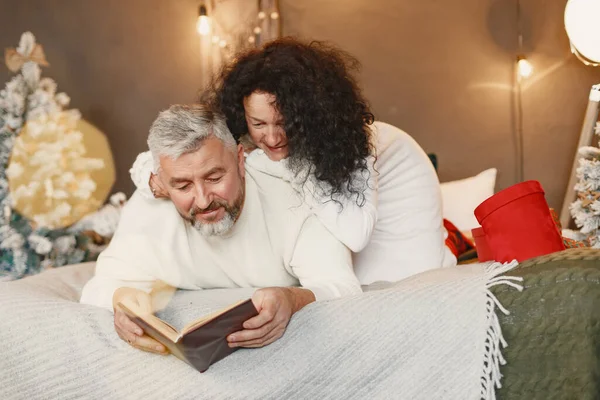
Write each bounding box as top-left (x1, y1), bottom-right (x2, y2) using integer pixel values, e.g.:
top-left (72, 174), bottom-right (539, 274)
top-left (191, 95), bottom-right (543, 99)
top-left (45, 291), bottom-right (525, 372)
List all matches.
top-left (209, 37), bottom-right (375, 203)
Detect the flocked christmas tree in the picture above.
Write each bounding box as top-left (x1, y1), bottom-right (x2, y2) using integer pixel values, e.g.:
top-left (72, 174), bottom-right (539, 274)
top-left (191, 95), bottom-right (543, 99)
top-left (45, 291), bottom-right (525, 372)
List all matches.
top-left (569, 121), bottom-right (600, 247)
top-left (0, 32), bottom-right (125, 280)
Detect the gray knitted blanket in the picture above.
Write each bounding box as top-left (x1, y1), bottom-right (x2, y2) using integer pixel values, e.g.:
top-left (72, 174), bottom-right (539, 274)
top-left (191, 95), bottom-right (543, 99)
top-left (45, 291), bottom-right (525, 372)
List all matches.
top-left (0, 261), bottom-right (522, 400)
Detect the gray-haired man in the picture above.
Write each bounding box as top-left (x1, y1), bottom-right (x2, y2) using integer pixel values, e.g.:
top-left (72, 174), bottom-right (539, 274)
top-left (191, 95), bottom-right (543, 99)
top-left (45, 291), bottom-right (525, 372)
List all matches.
top-left (80, 104), bottom-right (361, 353)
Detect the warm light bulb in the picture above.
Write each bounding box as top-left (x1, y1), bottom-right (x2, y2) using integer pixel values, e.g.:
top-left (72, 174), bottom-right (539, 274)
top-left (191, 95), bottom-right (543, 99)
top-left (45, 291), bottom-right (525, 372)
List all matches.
top-left (196, 4), bottom-right (210, 36)
top-left (517, 58), bottom-right (533, 78)
top-left (219, 39), bottom-right (227, 48)
top-left (258, 11), bottom-right (266, 19)
top-left (197, 15), bottom-right (210, 35)
top-left (248, 36), bottom-right (256, 44)
top-left (270, 12), bottom-right (279, 20)
top-left (565, 0), bottom-right (600, 64)
top-left (254, 26), bottom-right (262, 34)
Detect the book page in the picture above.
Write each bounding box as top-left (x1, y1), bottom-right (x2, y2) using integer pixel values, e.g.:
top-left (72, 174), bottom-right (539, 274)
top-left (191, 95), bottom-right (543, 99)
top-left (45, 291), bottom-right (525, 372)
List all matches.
top-left (118, 300), bottom-right (181, 343)
top-left (181, 299), bottom-right (251, 336)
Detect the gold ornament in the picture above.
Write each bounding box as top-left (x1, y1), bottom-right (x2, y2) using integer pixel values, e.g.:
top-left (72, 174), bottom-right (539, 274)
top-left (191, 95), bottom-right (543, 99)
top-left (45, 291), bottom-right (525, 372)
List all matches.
top-left (7, 111), bottom-right (115, 229)
top-left (578, 190), bottom-right (600, 207)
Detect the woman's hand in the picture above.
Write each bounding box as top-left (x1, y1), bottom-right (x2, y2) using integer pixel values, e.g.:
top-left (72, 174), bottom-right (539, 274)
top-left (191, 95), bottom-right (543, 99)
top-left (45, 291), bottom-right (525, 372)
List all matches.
top-left (148, 173), bottom-right (168, 199)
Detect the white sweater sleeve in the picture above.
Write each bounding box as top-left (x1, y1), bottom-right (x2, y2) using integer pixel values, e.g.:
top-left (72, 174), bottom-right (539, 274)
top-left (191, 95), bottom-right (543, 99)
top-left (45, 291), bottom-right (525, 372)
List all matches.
top-left (129, 151), bottom-right (157, 200)
top-left (289, 216), bottom-right (362, 301)
top-left (246, 150), bottom-right (378, 253)
top-left (79, 193), bottom-right (166, 310)
top-left (79, 240), bottom-right (159, 310)
top-left (80, 233), bottom-right (164, 310)
top-left (300, 156), bottom-right (378, 252)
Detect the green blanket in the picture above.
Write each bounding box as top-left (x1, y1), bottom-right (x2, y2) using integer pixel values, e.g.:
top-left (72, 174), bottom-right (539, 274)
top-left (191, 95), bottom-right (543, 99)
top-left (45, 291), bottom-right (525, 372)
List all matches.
top-left (493, 248), bottom-right (600, 400)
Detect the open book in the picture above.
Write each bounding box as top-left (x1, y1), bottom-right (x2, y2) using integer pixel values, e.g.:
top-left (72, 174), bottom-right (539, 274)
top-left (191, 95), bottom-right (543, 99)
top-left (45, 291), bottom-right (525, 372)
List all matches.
top-left (118, 298), bottom-right (258, 373)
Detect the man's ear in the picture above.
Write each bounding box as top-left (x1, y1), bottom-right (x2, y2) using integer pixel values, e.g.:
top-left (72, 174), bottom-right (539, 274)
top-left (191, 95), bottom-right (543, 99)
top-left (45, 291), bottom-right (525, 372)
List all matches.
top-left (237, 144), bottom-right (245, 178)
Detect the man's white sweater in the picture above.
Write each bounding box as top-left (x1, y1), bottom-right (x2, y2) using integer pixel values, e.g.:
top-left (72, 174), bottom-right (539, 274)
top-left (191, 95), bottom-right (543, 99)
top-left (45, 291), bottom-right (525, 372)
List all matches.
top-left (80, 164), bottom-right (362, 309)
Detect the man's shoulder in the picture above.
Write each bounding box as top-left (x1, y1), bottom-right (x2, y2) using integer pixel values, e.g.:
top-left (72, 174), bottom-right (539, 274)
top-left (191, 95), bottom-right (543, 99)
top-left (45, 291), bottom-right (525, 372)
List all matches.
top-left (117, 190), bottom-right (181, 234)
top-left (245, 164), bottom-right (308, 214)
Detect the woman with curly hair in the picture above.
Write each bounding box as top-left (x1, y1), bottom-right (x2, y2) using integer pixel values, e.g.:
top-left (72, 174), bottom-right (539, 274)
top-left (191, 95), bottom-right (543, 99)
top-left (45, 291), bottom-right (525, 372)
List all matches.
top-left (133, 38), bottom-right (455, 284)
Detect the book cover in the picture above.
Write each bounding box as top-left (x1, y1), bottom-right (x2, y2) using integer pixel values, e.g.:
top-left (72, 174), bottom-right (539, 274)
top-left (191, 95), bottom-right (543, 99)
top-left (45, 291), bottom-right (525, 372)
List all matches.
top-left (119, 298), bottom-right (258, 372)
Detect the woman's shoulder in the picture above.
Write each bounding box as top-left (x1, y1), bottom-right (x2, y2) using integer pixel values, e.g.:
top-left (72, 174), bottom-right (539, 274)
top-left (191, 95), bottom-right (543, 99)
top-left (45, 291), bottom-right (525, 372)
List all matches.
top-left (371, 121), bottom-right (415, 148)
top-left (371, 121), bottom-right (428, 158)
top-left (370, 121), bottom-right (437, 187)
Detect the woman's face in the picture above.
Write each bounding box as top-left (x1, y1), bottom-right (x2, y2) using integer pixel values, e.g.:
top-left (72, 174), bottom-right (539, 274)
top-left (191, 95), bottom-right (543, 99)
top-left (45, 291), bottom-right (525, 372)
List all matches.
top-left (243, 92), bottom-right (289, 161)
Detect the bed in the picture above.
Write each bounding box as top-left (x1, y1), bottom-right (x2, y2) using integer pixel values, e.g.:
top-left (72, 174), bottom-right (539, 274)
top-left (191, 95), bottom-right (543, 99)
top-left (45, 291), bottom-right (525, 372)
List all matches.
top-left (0, 248), bottom-right (598, 399)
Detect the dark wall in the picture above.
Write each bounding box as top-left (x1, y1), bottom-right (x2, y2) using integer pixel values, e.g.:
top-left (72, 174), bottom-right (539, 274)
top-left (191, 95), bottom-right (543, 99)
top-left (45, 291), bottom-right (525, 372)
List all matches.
top-left (1, 0), bottom-right (599, 209)
top-left (282, 0), bottom-right (600, 209)
top-left (0, 0), bottom-right (205, 195)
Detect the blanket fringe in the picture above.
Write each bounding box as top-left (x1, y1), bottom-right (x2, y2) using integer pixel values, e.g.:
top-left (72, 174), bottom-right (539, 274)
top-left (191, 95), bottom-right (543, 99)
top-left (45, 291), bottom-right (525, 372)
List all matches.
top-left (480, 260), bottom-right (523, 400)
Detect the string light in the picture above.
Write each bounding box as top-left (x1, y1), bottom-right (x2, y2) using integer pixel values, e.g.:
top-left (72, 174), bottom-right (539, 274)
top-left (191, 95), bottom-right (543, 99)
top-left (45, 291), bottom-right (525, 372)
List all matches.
top-left (196, 1), bottom-right (281, 69)
top-left (196, 4), bottom-right (210, 36)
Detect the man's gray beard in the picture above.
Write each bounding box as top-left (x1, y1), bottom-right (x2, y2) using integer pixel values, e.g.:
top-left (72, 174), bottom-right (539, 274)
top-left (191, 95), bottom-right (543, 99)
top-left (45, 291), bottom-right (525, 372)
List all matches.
top-left (192, 212), bottom-right (235, 236)
top-left (186, 184), bottom-right (244, 237)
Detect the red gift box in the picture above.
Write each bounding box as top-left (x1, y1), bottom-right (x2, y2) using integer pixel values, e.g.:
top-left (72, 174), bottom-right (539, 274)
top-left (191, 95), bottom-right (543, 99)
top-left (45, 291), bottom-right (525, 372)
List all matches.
top-left (473, 180), bottom-right (565, 263)
top-left (471, 227), bottom-right (493, 262)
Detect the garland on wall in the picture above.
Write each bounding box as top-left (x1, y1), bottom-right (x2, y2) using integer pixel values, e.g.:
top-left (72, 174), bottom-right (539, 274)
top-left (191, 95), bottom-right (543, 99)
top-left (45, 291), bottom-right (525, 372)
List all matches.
top-left (0, 32), bottom-right (124, 280)
top-left (198, 0), bottom-right (281, 83)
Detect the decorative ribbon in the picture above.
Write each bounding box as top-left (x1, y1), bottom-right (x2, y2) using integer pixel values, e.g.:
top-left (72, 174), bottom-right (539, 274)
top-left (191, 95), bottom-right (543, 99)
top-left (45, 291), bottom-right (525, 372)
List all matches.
top-left (5, 44), bottom-right (49, 72)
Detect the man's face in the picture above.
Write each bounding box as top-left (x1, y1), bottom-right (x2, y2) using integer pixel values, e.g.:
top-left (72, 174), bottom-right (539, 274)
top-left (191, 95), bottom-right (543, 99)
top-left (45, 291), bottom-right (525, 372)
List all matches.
top-left (157, 136), bottom-right (246, 236)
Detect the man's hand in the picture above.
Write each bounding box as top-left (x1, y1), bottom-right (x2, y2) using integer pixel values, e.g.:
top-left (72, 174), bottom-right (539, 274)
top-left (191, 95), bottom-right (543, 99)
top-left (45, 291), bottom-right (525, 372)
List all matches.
top-left (112, 287), bottom-right (169, 355)
top-left (227, 287), bottom-right (315, 348)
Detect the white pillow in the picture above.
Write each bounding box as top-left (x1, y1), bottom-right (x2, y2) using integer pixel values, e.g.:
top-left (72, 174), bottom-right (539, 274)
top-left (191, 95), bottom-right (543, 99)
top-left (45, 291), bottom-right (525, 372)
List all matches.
top-left (440, 168), bottom-right (497, 232)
